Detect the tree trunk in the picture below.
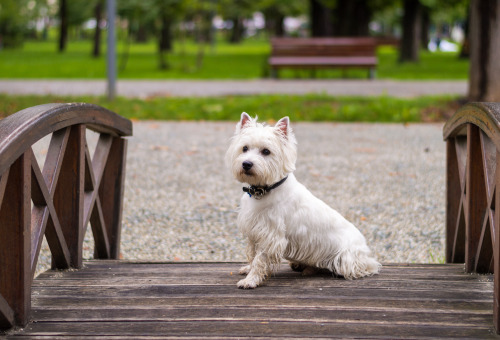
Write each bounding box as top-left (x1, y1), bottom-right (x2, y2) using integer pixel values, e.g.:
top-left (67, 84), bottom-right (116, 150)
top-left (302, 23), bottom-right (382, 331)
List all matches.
top-left (135, 23), bottom-right (148, 43)
top-left (468, 0), bottom-right (500, 101)
top-left (333, 0), bottom-right (371, 36)
top-left (459, 3), bottom-right (470, 59)
top-left (229, 17), bottom-right (243, 43)
top-left (92, 0), bottom-right (103, 58)
top-left (420, 5), bottom-right (430, 50)
top-left (158, 11), bottom-right (171, 70)
top-left (264, 9), bottom-right (285, 37)
top-left (58, 0), bottom-right (68, 52)
top-left (310, 0), bottom-right (333, 37)
top-left (275, 14), bottom-right (285, 37)
top-left (399, 0), bottom-right (421, 62)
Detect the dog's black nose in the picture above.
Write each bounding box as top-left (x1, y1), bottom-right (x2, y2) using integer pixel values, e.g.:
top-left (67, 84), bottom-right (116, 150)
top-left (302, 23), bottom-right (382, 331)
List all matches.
top-left (242, 161), bottom-right (253, 171)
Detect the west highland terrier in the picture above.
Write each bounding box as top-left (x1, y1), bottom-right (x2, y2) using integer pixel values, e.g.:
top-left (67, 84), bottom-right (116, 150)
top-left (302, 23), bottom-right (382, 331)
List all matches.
top-left (226, 113), bottom-right (381, 289)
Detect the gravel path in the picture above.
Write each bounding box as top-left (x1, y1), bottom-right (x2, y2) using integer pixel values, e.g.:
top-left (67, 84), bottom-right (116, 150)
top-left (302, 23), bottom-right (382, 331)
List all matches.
top-left (0, 79), bottom-right (467, 98)
top-left (36, 120), bottom-right (446, 273)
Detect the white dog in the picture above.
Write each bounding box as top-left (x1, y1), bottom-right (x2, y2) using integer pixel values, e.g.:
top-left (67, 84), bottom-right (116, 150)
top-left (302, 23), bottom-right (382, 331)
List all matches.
top-left (226, 113), bottom-right (380, 289)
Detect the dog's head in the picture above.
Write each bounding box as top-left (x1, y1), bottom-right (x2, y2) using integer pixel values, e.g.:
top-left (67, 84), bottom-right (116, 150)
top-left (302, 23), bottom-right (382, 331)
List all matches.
top-left (226, 112), bottom-right (297, 186)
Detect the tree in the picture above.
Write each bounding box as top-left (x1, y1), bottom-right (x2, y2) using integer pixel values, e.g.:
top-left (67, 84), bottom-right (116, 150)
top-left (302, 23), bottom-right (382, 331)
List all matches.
top-left (57, 0), bottom-right (94, 52)
top-left (468, 0), bottom-right (500, 101)
top-left (309, 0), bottom-right (333, 37)
top-left (58, 0), bottom-right (68, 52)
top-left (0, 0), bottom-right (31, 48)
top-left (92, 0), bottom-right (104, 57)
top-left (218, 0), bottom-right (255, 43)
top-left (333, 0), bottom-right (372, 36)
top-left (260, 0), bottom-right (305, 37)
top-left (156, 0), bottom-right (184, 70)
top-left (399, 0), bottom-right (421, 62)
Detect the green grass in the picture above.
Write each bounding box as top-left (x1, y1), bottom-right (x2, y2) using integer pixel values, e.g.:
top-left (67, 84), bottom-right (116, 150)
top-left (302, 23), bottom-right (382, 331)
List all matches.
top-left (0, 38), bottom-right (469, 80)
top-left (0, 93), bottom-right (459, 123)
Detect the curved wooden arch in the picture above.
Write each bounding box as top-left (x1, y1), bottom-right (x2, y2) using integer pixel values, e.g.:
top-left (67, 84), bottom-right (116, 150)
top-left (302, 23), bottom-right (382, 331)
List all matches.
top-left (443, 101), bottom-right (500, 331)
top-left (443, 102), bottom-right (500, 148)
top-left (0, 103), bottom-right (132, 176)
top-left (0, 103), bottom-right (132, 330)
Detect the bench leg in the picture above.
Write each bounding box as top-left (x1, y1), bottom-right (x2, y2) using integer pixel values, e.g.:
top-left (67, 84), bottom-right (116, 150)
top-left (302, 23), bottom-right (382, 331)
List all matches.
top-left (369, 68), bottom-right (376, 79)
top-left (270, 68), bottom-right (278, 79)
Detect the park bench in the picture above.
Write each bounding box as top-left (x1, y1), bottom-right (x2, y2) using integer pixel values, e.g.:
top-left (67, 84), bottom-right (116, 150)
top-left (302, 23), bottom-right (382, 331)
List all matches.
top-left (268, 37), bottom-right (378, 79)
top-left (1, 102), bottom-right (500, 338)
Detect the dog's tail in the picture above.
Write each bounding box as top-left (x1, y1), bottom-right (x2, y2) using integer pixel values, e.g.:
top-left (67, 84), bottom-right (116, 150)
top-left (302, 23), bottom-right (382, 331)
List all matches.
top-left (331, 248), bottom-right (381, 280)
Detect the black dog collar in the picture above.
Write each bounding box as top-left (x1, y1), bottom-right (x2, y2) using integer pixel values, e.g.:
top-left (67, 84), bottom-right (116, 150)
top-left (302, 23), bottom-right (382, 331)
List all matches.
top-left (243, 176), bottom-right (288, 200)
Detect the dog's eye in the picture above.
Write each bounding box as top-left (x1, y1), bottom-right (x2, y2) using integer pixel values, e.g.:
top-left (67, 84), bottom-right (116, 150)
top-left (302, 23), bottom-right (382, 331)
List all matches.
top-left (261, 149), bottom-right (271, 156)
top-left (242, 146), bottom-right (248, 152)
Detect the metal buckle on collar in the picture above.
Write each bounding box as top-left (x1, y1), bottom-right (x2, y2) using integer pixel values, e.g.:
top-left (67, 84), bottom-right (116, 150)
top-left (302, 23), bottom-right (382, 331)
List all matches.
top-left (250, 187), bottom-right (266, 200)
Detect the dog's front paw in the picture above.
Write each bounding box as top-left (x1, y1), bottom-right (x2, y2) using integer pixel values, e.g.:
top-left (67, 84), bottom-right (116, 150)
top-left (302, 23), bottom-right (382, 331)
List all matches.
top-left (237, 276), bottom-right (260, 289)
top-left (239, 265), bottom-right (251, 275)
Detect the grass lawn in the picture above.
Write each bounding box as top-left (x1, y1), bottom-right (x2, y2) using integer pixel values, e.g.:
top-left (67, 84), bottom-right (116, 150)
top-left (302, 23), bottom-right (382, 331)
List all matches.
top-left (0, 93), bottom-right (460, 123)
top-left (0, 37), bottom-right (469, 80)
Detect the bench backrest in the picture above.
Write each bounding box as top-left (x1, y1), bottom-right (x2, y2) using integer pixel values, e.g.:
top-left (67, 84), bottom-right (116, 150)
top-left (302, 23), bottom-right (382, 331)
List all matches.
top-left (270, 37), bottom-right (377, 57)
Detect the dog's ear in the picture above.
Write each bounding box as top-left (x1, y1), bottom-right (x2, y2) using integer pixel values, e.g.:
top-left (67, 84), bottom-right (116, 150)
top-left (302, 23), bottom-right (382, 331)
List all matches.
top-left (275, 116), bottom-right (290, 138)
top-left (236, 112), bottom-right (252, 132)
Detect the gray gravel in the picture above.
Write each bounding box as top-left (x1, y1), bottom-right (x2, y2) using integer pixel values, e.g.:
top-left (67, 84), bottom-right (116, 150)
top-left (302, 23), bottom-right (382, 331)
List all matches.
top-left (35, 121), bottom-right (446, 275)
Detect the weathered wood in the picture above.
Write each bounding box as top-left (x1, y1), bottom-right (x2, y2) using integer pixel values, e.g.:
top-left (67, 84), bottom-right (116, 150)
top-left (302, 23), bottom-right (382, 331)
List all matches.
top-left (443, 102), bottom-right (500, 150)
top-left (29, 147), bottom-right (70, 276)
top-left (0, 153), bottom-right (31, 327)
top-left (0, 103), bottom-right (132, 331)
top-left (98, 137), bottom-right (128, 259)
top-left (5, 262), bottom-right (497, 339)
top-left (0, 103), bottom-right (132, 177)
top-left (495, 151), bottom-right (500, 331)
top-left (446, 138), bottom-right (462, 263)
top-left (467, 124), bottom-right (488, 272)
top-left (52, 125), bottom-right (86, 269)
top-left (444, 101), bottom-right (500, 333)
top-left (268, 37), bottom-right (377, 79)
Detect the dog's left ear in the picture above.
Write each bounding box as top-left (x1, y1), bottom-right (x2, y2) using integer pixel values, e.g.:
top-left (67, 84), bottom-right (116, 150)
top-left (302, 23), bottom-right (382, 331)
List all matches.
top-left (275, 116), bottom-right (290, 138)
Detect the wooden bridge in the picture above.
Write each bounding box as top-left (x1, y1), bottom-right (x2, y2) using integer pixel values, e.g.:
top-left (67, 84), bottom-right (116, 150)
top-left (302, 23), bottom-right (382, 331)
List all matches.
top-left (1, 102), bottom-right (500, 338)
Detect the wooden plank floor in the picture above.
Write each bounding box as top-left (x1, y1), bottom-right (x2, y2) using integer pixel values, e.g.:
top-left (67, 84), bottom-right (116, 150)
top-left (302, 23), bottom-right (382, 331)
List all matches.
top-left (3, 261), bottom-right (500, 339)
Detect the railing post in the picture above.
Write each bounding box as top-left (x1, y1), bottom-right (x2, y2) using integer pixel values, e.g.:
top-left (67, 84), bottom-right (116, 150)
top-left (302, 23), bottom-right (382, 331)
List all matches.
top-left (466, 124), bottom-right (488, 272)
top-left (98, 137), bottom-right (127, 259)
top-left (52, 125), bottom-right (85, 269)
top-left (446, 137), bottom-right (462, 263)
top-left (0, 153), bottom-right (31, 328)
top-left (495, 151), bottom-right (500, 333)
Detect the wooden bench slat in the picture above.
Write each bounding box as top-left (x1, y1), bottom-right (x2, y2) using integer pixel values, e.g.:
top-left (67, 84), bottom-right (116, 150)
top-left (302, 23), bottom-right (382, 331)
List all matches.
top-left (20, 320), bottom-right (498, 339)
top-left (269, 56), bottom-right (378, 67)
top-left (268, 37), bottom-right (377, 79)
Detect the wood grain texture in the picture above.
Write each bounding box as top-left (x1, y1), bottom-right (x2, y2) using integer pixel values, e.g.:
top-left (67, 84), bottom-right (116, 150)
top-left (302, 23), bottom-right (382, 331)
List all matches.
top-left (0, 153), bottom-right (31, 327)
top-left (0, 103), bottom-right (132, 177)
top-left (3, 261), bottom-right (498, 339)
top-left (443, 102), bottom-right (500, 148)
top-left (0, 103), bottom-right (133, 332)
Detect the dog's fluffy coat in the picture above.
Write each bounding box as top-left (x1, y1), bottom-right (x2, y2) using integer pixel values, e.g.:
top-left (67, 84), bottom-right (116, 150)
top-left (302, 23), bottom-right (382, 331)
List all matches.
top-left (226, 113), bottom-right (380, 289)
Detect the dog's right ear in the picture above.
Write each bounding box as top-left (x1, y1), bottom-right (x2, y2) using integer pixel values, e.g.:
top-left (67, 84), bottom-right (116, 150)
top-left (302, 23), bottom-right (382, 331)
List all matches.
top-left (236, 112), bottom-right (252, 133)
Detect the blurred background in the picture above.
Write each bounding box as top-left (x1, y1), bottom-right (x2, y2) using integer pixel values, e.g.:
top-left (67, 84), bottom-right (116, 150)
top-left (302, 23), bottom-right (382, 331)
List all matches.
top-left (0, 0), bottom-right (470, 78)
top-left (0, 0), bottom-right (498, 121)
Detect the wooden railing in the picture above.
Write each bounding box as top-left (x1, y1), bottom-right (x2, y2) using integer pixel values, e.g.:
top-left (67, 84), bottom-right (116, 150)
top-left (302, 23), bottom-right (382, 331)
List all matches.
top-left (443, 102), bottom-right (500, 332)
top-left (0, 103), bottom-right (132, 330)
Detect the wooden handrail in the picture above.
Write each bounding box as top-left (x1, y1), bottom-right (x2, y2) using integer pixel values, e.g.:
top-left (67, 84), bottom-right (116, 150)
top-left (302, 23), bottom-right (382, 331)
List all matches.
top-left (0, 103), bottom-right (132, 330)
top-left (443, 101), bottom-right (500, 332)
top-left (0, 103), bottom-right (132, 176)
